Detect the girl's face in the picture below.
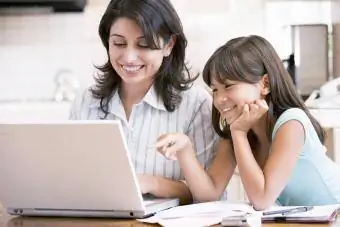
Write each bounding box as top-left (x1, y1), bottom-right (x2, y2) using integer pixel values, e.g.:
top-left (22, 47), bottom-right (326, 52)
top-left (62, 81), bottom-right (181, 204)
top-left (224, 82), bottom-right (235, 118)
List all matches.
top-left (108, 17), bottom-right (174, 87)
top-left (210, 76), bottom-right (264, 118)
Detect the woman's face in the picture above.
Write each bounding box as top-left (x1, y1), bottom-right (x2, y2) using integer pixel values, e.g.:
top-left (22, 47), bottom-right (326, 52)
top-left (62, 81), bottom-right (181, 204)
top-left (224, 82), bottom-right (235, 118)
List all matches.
top-left (108, 17), bottom-right (174, 87)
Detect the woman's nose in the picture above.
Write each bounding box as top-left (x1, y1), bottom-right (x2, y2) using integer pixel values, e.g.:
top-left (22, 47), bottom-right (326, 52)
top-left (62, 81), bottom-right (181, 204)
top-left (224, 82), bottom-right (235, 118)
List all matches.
top-left (122, 47), bottom-right (139, 63)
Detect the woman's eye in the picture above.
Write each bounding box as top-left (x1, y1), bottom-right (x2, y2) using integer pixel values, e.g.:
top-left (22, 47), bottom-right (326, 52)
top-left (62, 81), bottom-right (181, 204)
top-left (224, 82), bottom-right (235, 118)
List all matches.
top-left (113, 43), bottom-right (126, 47)
top-left (138, 43), bottom-right (149, 48)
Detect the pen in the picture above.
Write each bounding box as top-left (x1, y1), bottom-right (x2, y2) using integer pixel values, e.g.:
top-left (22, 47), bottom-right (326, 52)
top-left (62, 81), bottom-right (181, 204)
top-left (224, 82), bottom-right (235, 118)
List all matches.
top-left (263, 206), bottom-right (313, 216)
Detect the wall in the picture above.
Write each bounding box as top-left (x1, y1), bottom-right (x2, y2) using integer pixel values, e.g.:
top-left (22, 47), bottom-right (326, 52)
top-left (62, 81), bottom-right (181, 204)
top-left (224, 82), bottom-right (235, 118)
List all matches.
top-left (0, 0), bottom-right (334, 101)
top-left (171, 0), bottom-right (265, 81)
top-left (0, 0), bottom-right (107, 101)
top-left (0, 0), bottom-right (266, 101)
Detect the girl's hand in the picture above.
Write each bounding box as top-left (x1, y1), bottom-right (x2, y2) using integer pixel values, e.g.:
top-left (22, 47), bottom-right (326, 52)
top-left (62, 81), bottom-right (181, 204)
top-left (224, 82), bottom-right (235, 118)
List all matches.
top-left (151, 133), bottom-right (192, 160)
top-left (230, 100), bottom-right (269, 133)
top-left (221, 105), bottom-right (243, 126)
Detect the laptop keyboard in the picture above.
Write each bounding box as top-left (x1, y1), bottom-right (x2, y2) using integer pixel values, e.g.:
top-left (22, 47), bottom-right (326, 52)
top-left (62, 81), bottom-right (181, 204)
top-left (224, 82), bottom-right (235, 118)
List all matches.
top-left (142, 193), bottom-right (169, 206)
top-left (143, 200), bottom-right (155, 206)
top-left (143, 193), bottom-right (157, 206)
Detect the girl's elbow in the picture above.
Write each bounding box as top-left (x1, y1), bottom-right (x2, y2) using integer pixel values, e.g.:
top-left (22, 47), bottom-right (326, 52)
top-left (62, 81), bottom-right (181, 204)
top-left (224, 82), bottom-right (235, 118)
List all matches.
top-left (252, 202), bottom-right (270, 211)
top-left (249, 197), bottom-right (273, 211)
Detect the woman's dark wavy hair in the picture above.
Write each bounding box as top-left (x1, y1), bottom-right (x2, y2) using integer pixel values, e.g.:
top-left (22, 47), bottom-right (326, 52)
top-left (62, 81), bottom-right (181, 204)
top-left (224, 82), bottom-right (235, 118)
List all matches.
top-left (202, 35), bottom-right (325, 145)
top-left (91, 0), bottom-right (197, 118)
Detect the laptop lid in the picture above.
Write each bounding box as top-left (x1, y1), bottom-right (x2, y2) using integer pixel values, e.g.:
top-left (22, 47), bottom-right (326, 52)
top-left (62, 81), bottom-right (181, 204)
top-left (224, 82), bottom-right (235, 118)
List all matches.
top-left (0, 120), bottom-right (177, 218)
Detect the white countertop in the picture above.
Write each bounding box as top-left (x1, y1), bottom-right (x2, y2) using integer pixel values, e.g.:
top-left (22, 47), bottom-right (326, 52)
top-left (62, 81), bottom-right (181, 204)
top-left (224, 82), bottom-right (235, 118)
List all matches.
top-left (0, 101), bottom-right (72, 121)
top-left (309, 108), bottom-right (340, 128)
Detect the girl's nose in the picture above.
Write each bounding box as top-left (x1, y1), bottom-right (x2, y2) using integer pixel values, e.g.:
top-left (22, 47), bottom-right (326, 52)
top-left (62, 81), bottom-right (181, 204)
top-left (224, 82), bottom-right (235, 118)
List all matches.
top-left (216, 94), bottom-right (228, 105)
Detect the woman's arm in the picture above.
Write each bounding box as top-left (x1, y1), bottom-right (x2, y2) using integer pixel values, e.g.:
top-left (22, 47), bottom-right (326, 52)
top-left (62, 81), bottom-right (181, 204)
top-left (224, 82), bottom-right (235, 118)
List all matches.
top-left (232, 120), bottom-right (304, 210)
top-left (138, 174), bottom-right (193, 205)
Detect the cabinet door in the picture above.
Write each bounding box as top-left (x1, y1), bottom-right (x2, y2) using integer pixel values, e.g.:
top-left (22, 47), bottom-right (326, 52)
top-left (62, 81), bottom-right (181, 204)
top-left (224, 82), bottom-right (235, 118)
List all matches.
top-left (324, 127), bottom-right (340, 165)
top-left (333, 128), bottom-right (340, 164)
top-left (226, 170), bottom-right (248, 202)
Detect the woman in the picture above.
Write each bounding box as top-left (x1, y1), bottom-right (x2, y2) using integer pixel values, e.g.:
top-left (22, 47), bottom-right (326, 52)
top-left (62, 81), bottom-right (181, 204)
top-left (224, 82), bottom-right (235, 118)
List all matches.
top-left (69, 0), bottom-right (220, 204)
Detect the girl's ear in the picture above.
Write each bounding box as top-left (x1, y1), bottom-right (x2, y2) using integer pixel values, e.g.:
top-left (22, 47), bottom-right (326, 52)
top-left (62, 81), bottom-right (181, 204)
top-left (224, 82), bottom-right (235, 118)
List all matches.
top-left (260, 74), bottom-right (270, 96)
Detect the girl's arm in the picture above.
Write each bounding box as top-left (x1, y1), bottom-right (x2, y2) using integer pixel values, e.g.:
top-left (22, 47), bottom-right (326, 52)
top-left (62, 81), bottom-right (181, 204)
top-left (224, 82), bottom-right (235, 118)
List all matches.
top-left (155, 137), bottom-right (237, 202)
top-left (232, 120), bottom-right (304, 210)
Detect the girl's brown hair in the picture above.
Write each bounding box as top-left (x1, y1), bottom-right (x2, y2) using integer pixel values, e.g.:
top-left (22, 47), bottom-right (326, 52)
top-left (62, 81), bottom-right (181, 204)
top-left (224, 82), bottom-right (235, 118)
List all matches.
top-left (202, 35), bottom-right (324, 144)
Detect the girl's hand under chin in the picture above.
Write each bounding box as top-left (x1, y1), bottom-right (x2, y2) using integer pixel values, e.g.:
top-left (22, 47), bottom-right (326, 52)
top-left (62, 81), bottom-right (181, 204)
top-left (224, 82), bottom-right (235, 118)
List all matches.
top-left (229, 99), bottom-right (269, 133)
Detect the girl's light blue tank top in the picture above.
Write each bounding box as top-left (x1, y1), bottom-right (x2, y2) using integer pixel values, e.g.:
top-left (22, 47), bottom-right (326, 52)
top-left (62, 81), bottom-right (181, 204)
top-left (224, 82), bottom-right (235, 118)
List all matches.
top-left (272, 108), bottom-right (340, 206)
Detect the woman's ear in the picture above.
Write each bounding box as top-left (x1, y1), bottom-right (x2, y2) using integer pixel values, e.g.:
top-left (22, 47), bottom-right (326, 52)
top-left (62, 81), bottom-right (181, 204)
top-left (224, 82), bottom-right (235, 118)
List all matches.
top-left (261, 74), bottom-right (270, 96)
top-left (163, 35), bottom-right (176, 57)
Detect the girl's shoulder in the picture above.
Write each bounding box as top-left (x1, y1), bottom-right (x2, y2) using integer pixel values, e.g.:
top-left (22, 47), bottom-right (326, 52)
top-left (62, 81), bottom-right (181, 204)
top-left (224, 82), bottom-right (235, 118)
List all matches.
top-left (271, 108), bottom-right (311, 140)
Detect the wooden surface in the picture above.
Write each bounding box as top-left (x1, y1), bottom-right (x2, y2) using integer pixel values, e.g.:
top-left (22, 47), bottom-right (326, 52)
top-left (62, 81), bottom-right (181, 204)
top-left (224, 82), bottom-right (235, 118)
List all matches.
top-left (1, 211), bottom-right (339, 227)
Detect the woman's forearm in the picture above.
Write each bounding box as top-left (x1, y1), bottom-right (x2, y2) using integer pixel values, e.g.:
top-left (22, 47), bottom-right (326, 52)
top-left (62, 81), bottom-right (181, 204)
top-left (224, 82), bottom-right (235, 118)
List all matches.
top-left (148, 175), bottom-right (193, 205)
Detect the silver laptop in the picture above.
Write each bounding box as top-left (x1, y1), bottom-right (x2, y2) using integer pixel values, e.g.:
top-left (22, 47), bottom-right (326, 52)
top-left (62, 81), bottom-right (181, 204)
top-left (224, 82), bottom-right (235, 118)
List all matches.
top-left (0, 120), bottom-right (179, 218)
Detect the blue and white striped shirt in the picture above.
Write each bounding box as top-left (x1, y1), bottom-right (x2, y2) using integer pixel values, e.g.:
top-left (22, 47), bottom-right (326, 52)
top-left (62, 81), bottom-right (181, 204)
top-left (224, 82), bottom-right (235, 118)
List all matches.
top-left (69, 85), bottom-right (221, 185)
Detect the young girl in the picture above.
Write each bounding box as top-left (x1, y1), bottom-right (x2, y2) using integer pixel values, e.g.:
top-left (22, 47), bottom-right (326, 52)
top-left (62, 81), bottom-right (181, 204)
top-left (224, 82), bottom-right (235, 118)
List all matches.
top-left (153, 35), bottom-right (340, 210)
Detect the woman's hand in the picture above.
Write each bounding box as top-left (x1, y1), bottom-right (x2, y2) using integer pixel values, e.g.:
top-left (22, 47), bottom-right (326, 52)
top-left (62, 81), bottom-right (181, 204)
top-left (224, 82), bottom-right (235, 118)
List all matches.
top-left (230, 100), bottom-right (269, 133)
top-left (137, 174), bottom-right (157, 194)
top-left (152, 133), bottom-right (192, 160)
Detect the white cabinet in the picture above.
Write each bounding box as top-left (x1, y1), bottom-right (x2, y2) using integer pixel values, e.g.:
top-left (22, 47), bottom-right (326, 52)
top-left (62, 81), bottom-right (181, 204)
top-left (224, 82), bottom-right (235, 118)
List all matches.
top-left (310, 108), bottom-right (340, 165)
top-left (0, 102), bottom-right (72, 121)
top-left (226, 170), bottom-right (247, 202)
top-left (324, 127), bottom-right (340, 165)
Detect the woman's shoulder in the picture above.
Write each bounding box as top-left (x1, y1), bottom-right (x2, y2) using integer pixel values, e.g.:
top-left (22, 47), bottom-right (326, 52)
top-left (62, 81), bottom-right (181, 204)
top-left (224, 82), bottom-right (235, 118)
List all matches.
top-left (73, 86), bottom-right (100, 109)
top-left (182, 84), bottom-right (212, 104)
top-left (175, 84), bottom-right (213, 115)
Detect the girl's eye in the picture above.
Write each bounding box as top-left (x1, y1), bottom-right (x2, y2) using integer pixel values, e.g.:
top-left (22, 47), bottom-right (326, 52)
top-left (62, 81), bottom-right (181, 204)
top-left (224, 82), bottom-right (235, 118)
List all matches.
top-left (225, 84), bottom-right (234, 89)
top-left (211, 88), bottom-right (217, 93)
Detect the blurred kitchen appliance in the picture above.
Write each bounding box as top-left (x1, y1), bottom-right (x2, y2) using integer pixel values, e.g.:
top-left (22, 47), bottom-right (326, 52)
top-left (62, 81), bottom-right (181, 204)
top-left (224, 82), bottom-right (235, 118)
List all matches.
top-left (305, 77), bottom-right (340, 109)
top-left (289, 24), bottom-right (329, 97)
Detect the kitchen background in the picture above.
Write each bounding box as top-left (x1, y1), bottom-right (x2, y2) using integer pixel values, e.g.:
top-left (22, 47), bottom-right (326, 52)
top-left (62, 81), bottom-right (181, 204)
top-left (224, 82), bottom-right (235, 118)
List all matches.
top-left (0, 0), bottom-right (339, 202)
top-left (0, 0), bottom-right (339, 120)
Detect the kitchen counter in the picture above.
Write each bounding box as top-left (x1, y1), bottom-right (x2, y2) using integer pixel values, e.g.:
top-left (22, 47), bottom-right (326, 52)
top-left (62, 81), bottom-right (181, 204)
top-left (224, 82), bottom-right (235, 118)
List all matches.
top-left (309, 108), bottom-right (340, 128)
top-left (0, 101), bottom-right (72, 121)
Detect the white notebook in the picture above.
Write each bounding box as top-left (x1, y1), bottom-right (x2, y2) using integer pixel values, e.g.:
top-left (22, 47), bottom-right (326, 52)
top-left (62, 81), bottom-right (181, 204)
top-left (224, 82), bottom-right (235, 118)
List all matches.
top-left (261, 204), bottom-right (340, 223)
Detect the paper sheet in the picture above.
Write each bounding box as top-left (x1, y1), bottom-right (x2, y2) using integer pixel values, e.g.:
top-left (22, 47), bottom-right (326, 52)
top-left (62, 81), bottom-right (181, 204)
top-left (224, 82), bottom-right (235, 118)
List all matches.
top-left (138, 201), bottom-right (255, 227)
top-left (155, 201), bottom-right (253, 219)
top-left (158, 216), bottom-right (222, 227)
top-left (138, 201), bottom-right (340, 226)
